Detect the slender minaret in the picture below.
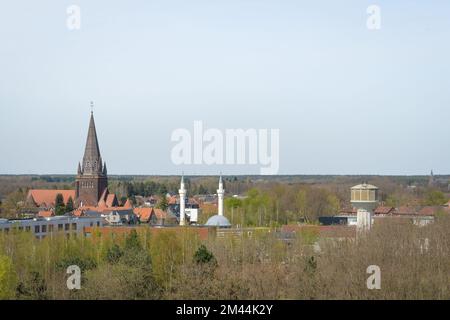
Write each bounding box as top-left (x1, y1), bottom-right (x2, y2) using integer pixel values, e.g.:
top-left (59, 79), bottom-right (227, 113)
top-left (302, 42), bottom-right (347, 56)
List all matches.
top-left (217, 175), bottom-right (225, 216)
top-left (179, 175), bottom-right (186, 226)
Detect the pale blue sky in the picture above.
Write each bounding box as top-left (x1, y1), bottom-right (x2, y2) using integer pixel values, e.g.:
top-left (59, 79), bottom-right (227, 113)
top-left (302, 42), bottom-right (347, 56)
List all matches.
top-left (1, 1), bottom-right (450, 175)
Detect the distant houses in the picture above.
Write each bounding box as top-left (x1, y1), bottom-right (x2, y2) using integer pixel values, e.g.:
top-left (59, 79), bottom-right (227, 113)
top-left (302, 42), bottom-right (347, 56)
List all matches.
top-left (322, 183), bottom-right (448, 227)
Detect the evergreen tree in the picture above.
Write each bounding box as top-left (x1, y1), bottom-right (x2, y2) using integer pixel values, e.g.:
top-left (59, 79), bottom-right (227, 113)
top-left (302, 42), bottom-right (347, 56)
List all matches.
top-left (156, 196), bottom-right (168, 211)
top-left (193, 245), bottom-right (217, 266)
top-left (125, 229), bottom-right (142, 251)
top-left (106, 244), bottom-right (123, 264)
top-left (65, 197), bottom-right (74, 213)
top-left (54, 193), bottom-right (65, 216)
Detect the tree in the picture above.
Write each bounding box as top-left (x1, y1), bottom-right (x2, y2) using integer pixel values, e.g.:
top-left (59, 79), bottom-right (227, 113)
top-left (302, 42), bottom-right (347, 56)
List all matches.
top-left (125, 230), bottom-right (142, 251)
top-left (225, 197), bottom-right (243, 210)
top-left (54, 193), bottom-right (65, 216)
top-left (423, 190), bottom-right (447, 206)
top-left (193, 245), bottom-right (216, 266)
top-left (1, 189), bottom-right (26, 218)
top-left (122, 230), bottom-right (152, 268)
top-left (198, 184), bottom-right (208, 195)
top-left (65, 197), bottom-right (74, 213)
top-left (157, 196), bottom-right (168, 211)
top-left (106, 244), bottom-right (123, 264)
top-left (0, 255), bottom-right (17, 299)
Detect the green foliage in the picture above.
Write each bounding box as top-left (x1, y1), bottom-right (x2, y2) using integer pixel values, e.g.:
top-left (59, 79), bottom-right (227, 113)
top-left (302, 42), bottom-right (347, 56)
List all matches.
top-left (65, 197), bottom-right (74, 213)
top-left (225, 197), bottom-right (243, 210)
top-left (0, 255), bottom-right (17, 299)
top-left (193, 245), bottom-right (216, 265)
top-left (299, 228), bottom-right (319, 245)
top-left (121, 230), bottom-right (151, 267)
top-left (156, 196), bottom-right (169, 211)
top-left (385, 194), bottom-right (399, 207)
top-left (125, 230), bottom-right (142, 251)
top-left (197, 184), bottom-right (208, 194)
top-left (1, 189), bottom-right (26, 218)
top-left (106, 244), bottom-right (123, 264)
top-left (150, 231), bottom-right (183, 287)
top-left (54, 193), bottom-right (65, 216)
top-left (56, 256), bottom-right (97, 273)
top-left (115, 180), bottom-right (170, 198)
top-left (16, 271), bottom-right (47, 300)
top-left (423, 190), bottom-right (447, 206)
top-left (0, 217), bottom-right (449, 299)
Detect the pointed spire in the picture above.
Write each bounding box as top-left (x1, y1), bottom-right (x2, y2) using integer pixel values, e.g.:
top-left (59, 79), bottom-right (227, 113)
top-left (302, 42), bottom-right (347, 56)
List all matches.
top-left (218, 174), bottom-right (224, 190)
top-left (77, 162), bottom-right (82, 175)
top-left (103, 162), bottom-right (107, 175)
top-left (82, 109), bottom-right (102, 174)
top-left (180, 173), bottom-right (186, 191)
top-left (429, 169), bottom-right (435, 187)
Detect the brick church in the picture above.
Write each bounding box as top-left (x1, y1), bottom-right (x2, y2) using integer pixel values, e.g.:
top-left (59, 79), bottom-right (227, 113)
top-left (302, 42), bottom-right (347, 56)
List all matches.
top-left (26, 112), bottom-right (121, 211)
top-left (75, 111), bottom-right (113, 207)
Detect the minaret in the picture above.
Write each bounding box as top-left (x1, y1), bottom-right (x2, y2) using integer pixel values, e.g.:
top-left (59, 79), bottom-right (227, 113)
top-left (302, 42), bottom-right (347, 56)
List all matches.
top-left (179, 175), bottom-right (186, 226)
top-left (217, 175), bottom-right (225, 216)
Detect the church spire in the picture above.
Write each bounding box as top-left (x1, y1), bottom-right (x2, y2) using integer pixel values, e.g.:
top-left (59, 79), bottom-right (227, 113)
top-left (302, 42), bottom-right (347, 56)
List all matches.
top-left (82, 110), bottom-right (102, 174)
top-left (76, 109), bottom-right (108, 207)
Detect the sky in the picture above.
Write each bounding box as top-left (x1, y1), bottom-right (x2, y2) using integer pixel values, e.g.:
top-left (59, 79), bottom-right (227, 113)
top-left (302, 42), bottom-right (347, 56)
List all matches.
top-left (1, 0), bottom-right (450, 175)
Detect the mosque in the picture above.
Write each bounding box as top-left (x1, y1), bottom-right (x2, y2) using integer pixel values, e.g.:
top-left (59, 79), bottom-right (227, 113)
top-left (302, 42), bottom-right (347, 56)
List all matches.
top-left (178, 175), bottom-right (231, 228)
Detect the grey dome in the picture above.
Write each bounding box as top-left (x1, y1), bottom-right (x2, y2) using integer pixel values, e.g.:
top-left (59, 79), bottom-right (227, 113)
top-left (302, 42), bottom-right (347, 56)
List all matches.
top-left (205, 215), bottom-right (231, 228)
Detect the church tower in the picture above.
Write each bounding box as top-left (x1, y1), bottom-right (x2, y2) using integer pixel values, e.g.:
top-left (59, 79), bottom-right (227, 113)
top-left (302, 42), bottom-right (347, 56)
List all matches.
top-left (75, 111), bottom-right (108, 207)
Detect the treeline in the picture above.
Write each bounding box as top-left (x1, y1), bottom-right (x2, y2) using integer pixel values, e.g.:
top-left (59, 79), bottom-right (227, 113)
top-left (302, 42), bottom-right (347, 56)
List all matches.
top-left (32, 176), bottom-right (75, 183)
top-left (108, 177), bottom-right (240, 199)
top-left (0, 217), bottom-right (449, 299)
top-left (198, 184), bottom-right (341, 226)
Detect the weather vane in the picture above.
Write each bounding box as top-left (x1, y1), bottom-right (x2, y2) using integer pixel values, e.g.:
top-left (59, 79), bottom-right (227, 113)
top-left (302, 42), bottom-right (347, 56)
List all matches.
top-left (90, 101), bottom-right (94, 114)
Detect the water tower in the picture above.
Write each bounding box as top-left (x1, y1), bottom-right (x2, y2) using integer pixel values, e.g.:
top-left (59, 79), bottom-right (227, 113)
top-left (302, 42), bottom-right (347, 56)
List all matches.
top-left (350, 183), bottom-right (379, 213)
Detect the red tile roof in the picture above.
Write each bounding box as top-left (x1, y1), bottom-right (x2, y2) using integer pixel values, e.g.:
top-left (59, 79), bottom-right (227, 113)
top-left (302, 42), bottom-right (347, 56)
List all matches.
top-left (394, 206), bottom-right (418, 215)
top-left (106, 194), bottom-right (117, 207)
top-left (123, 199), bottom-right (133, 209)
top-left (153, 208), bottom-right (167, 220)
top-left (27, 189), bottom-right (76, 207)
top-left (133, 207), bottom-right (154, 222)
top-left (417, 206), bottom-right (445, 216)
top-left (374, 206), bottom-right (395, 215)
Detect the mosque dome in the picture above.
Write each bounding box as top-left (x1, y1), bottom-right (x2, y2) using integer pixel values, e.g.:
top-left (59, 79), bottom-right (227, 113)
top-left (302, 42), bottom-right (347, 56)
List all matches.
top-left (205, 215), bottom-right (231, 228)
